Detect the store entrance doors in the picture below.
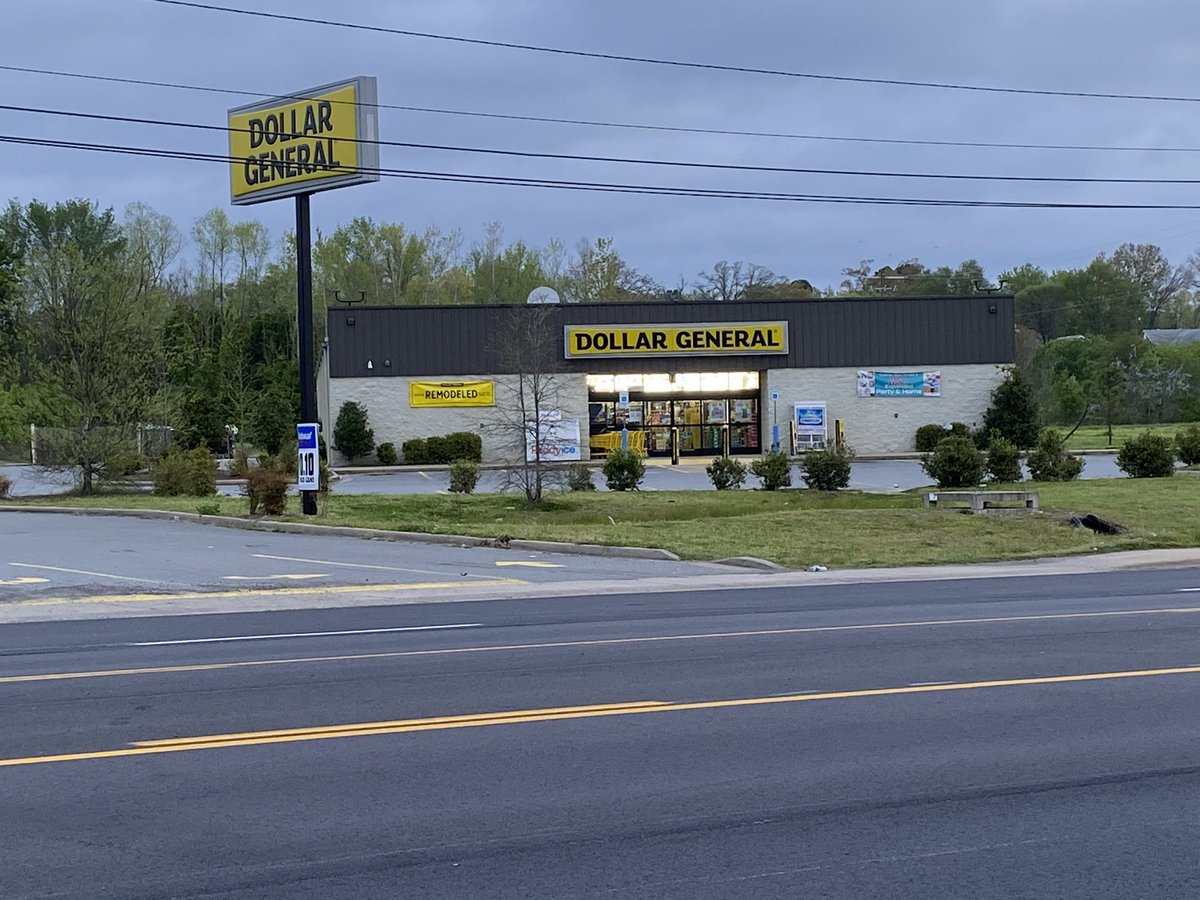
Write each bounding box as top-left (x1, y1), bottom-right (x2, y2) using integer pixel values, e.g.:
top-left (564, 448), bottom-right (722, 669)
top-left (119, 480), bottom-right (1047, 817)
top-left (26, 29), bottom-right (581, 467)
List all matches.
top-left (587, 372), bottom-right (762, 457)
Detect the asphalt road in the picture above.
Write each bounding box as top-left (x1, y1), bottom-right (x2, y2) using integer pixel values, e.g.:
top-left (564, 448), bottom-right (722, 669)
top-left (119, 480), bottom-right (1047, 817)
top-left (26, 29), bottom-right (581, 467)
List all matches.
top-left (4, 566), bottom-right (1200, 898)
top-left (1, 452), bottom-right (1127, 497)
top-left (0, 512), bottom-right (726, 604)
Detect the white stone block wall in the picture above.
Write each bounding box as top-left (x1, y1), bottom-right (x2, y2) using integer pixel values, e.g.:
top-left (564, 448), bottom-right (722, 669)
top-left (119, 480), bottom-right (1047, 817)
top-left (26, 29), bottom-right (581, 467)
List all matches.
top-left (764, 364), bottom-right (1007, 454)
top-left (326, 373), bottom-right (590, 465)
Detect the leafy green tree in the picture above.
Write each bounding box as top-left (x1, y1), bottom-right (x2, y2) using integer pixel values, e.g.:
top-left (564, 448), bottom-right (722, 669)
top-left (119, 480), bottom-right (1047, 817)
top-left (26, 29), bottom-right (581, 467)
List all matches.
top-left (1016, 282), bottom-right (1069, 343)
top-left (982, 370), bottom-right (1040, 449)
top-left (333, 401), bottom-right (375, 461)
top-left (7, 199), bottom-right (164, 493)
top-left (1109, 243), bottom-right (1186, 330)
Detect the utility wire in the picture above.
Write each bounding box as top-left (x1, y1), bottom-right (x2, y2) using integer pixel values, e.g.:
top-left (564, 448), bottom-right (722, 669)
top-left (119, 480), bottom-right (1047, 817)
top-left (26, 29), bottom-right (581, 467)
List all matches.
top-left (151, 0), bottom-right (1200, 104)
top-left (9, 102), bottom-right (1200, 186)
top-left (4, 63), bottom-right (1198, 155)
top-left (8, 131), bottom-right (1200, 209)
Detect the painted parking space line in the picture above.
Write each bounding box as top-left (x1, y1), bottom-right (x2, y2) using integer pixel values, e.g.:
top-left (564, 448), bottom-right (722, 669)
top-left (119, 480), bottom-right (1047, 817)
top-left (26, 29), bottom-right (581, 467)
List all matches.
top-left (251, 553), bottom-right (498, 580)
top-left (9, 578), bottom-right (525, 607)
top-left (495, 561), bottom-right (564, 569)
top-left (8, 663), bottom-right (1200, 767)
top-left (0, 576), bottom-right (50, 586)
top-left (1178, 588), bottom-right (1200, 593)
top-left (9, 562), bottom-right (165, 584)
top-left (222, 574), bottom-right (329, 581)
top-left (128, 623), bottom-right (484, 647)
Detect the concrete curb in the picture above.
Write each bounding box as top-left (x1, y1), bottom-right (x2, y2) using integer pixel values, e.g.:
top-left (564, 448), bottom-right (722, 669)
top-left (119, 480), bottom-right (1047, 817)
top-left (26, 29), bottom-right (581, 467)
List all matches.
top-left (712, 556), bottom-right (788, 572)
top-left (0, 505), bottom-right (682, 562)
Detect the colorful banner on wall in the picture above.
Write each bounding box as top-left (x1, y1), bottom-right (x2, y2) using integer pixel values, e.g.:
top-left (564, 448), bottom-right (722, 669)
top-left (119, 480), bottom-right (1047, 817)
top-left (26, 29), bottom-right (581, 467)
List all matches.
top-left (525, 417), bottom-right (582, 462)
top-left (410, 381), bottom-right (495, 407)
top-left (857, 371), bottom-right (941, 398)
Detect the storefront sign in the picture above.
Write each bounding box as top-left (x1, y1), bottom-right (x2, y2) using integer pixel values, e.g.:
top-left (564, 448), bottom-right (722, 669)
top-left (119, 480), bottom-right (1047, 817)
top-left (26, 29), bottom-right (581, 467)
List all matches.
top-left (525, 417), bottom-right (582, 462)
top-left (794, 403), bottom-right (827, 434)
top-left (564, 322), bottom-right (788, 358)
top-left (409, 381), bottom-right (495, 407)
top-left (228, 76), bottom-right (380, 206)
top-left (296, 422), bottom-right (320, 492)
top-left (857, 371), bottom-right (941, 398)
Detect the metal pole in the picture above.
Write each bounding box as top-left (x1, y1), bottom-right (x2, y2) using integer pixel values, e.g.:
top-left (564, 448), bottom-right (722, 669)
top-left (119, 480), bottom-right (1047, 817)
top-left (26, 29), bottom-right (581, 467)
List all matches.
top-left (296, 193), bottom-right (318, 516)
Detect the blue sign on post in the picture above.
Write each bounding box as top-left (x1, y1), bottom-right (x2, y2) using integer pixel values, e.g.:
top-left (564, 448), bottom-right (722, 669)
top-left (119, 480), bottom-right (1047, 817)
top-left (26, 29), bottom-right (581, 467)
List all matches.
top-left (296, 423), bottom-right (320, 492)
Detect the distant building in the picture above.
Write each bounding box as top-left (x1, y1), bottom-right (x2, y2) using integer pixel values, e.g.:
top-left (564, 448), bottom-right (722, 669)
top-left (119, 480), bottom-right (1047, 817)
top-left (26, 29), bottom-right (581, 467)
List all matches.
top-left (1143, 329), bottom-right (1200, 347)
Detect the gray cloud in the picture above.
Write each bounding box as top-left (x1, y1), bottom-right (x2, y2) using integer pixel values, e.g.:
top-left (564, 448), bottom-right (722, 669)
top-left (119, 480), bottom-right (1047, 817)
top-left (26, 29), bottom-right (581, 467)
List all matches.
top-left (5, 0), bottom-right (1200, 288)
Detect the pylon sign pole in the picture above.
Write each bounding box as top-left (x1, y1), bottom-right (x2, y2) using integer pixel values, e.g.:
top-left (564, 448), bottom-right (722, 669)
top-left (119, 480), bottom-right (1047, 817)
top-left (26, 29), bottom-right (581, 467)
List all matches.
top-left (227, 76), bottom-right (380, 516)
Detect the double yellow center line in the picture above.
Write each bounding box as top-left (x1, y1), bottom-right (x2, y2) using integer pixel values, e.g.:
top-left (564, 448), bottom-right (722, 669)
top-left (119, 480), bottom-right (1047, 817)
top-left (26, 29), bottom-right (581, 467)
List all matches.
top-left (4, 663), bottom-right (1200, 769)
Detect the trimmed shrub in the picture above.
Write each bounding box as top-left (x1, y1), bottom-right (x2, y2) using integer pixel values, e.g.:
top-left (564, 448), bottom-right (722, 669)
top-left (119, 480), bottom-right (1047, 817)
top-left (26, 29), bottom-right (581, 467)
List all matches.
top-left (153, 447), bottom-right (217, 497)
top-left (800, 442), bottom-right (854, 491)
top-left (603, 448), bottom-right (645, 491)
top-left (915, 422), bottom-right (970, 452)
top-left (982, 370), bottom-right (1040, 449)
top-left (376, 442), bottom-right (398, 466)
top-left (0, 474), bottom-right (11, 499)
top-left (448, 458), bottom-right (480, 493)
top-left (985, 437), bottom-right (1023, 484)
top-left (445, 432), bottom-right (483, 463)
top-left (750, 449), bottom-right (792, 491)
top-left (706, 455), bottom-right (748, 490)
top-left (425, 435), bottom-right (450, 464)
top-left (566, 463), bottom-right (596, 491)
top-left (1175, 425), bottom-right (1200, 467)
top-left (229, 444), bottom-right (252, 478)
top-left (333, 401), bottom-right (374, 461)
top-left (195, 502), bottom-right (221, 517)
top-left (1117, 431), bottom-right (1176, 478)
top-left (402, 438), bottom-right (428, 464)
top-left (245, 465), bottom-right (290, 515)
top-left (1026, 429), bottom-right (1083, 482)
top-left (921, 436), bottom-right (985, 488)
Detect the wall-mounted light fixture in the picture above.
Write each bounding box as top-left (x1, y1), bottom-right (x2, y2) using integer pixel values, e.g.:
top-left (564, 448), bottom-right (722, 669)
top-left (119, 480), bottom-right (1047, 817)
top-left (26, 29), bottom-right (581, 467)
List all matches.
top-left (366, 360), bottom-right (373, 370)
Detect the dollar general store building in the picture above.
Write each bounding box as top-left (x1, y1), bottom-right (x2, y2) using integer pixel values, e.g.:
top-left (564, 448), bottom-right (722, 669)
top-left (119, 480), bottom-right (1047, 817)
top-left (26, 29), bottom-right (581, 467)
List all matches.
top-left (318, 295), bottom-right (1014, 464)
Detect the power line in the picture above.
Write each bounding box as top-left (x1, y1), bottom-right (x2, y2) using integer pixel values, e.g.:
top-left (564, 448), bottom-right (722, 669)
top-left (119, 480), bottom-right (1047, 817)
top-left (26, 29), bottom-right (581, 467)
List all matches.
top-left (4, 63), bottom-right (1199, 155)
top-left (9, 131), bottom-right (1200, 209)
top-left (10, 101), bottom-right (1200, 186)
top-left (150, 0), bottom-right (1200, 104)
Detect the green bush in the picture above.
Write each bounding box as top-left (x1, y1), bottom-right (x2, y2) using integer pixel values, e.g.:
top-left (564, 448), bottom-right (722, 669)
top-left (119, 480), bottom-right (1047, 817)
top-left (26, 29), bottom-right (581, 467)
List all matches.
top-left (603, 448), bottom-right (645, 491)
top-left (800, 442), bottom-right (854, 491)
top-left (0, 474), bottom-right (11, 499)
top-left (153, 447), bottom-right (217, 497)
top-left (985, 437), bottom-right (1023, 484)
top-left (1176, 425), bottom-right (1200, 467)
top-left (921, 436), bottom-right (985, 488)
top-left (982, 370), bottom-right (1040, 449)
top-left (915, 422), bottom-right (970, 452)
top-left (402, 438), bottom-right (427, 464)
top-left (706, 455), bottom-right (748, 490)
top-left (425, 435), bottom-right (450, 464)
top-left (1026, 429), bottom-right (1083, 482)
top-left (333, 401), bottom-right (374, 461)
top-left (376, 442), bottom-right (398, 466)
top-left (1117, 431), bottom-right (1176, 478)
top-left (750, 449), bottom-right (792, 490)
top-left (448, 458), bottom-right (480, 493)
top-left (245, 465), bottom-right (290, 515)
top-left (195, 501), bottom-right (221, 516)
top-left (229, 444), bottom-right (252, 478)
top-left (566, 463), bottom-right (596, 491)
top-left (445, 432), bottom-right (483, 462)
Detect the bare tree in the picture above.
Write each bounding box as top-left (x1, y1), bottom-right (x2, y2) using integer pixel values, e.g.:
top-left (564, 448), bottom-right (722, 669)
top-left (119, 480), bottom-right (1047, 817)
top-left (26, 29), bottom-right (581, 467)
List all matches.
top-left (487, 306), bottom-right (572, 503)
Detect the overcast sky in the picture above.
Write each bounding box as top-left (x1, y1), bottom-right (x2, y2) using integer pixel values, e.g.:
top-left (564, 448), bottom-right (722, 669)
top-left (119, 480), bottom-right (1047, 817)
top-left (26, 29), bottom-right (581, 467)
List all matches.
top-left (7, 0), bottom-right (1200, 290)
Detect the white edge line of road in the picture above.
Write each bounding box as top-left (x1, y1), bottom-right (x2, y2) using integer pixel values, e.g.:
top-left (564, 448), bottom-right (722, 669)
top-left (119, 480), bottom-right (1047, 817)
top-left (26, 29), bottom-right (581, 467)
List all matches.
top-left (128, 623), bottom-right (484, 647)
top-left (9, 562), bottom-right (165, 584)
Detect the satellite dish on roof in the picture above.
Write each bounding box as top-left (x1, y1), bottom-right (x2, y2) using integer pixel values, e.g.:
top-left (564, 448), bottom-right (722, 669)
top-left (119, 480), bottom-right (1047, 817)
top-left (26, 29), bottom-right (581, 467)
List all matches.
top-left (526, 286), bottom-right (561, 305)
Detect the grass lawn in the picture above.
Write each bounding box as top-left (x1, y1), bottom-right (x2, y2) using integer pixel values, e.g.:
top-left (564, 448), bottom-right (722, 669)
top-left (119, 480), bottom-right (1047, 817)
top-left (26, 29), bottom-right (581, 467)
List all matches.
top-left (1064, 422), bottom-right (1198, 450)
top-left (8, 476), bottom-right (1199, 570)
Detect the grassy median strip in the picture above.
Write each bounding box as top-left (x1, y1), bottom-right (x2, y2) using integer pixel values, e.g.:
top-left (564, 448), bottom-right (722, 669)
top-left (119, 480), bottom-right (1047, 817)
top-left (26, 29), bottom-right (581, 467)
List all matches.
top-left (1064, 422), bottom-right (1198, 450)
top-left (8, 477), bottom-right (1199, 569)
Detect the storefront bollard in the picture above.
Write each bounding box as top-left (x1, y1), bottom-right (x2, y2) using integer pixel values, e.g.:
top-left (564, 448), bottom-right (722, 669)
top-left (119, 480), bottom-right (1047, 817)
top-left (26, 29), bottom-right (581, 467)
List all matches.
top-left (722, 425), bottom-right (731, 457)
top-left (621, 426), bottom-right (629, 451)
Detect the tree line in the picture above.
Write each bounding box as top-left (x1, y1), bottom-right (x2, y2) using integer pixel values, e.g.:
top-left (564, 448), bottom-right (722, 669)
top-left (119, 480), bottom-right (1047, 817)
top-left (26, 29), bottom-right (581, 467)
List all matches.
top-left (1, 197), bottom-right (1197, 489)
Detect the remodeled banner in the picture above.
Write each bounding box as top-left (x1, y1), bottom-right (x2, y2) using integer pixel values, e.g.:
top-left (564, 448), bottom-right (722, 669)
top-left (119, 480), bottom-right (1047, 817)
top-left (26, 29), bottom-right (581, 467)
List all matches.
top-left (857, 370), bottom-right (941, 398)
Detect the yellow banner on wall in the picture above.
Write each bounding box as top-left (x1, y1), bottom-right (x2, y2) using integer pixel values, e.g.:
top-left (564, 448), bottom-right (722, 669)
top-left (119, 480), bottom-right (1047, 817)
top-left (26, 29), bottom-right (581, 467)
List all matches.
top-left (410, 381), bottom-right (495, 407)
top-left (564, 322), bottom-right (788, 358)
